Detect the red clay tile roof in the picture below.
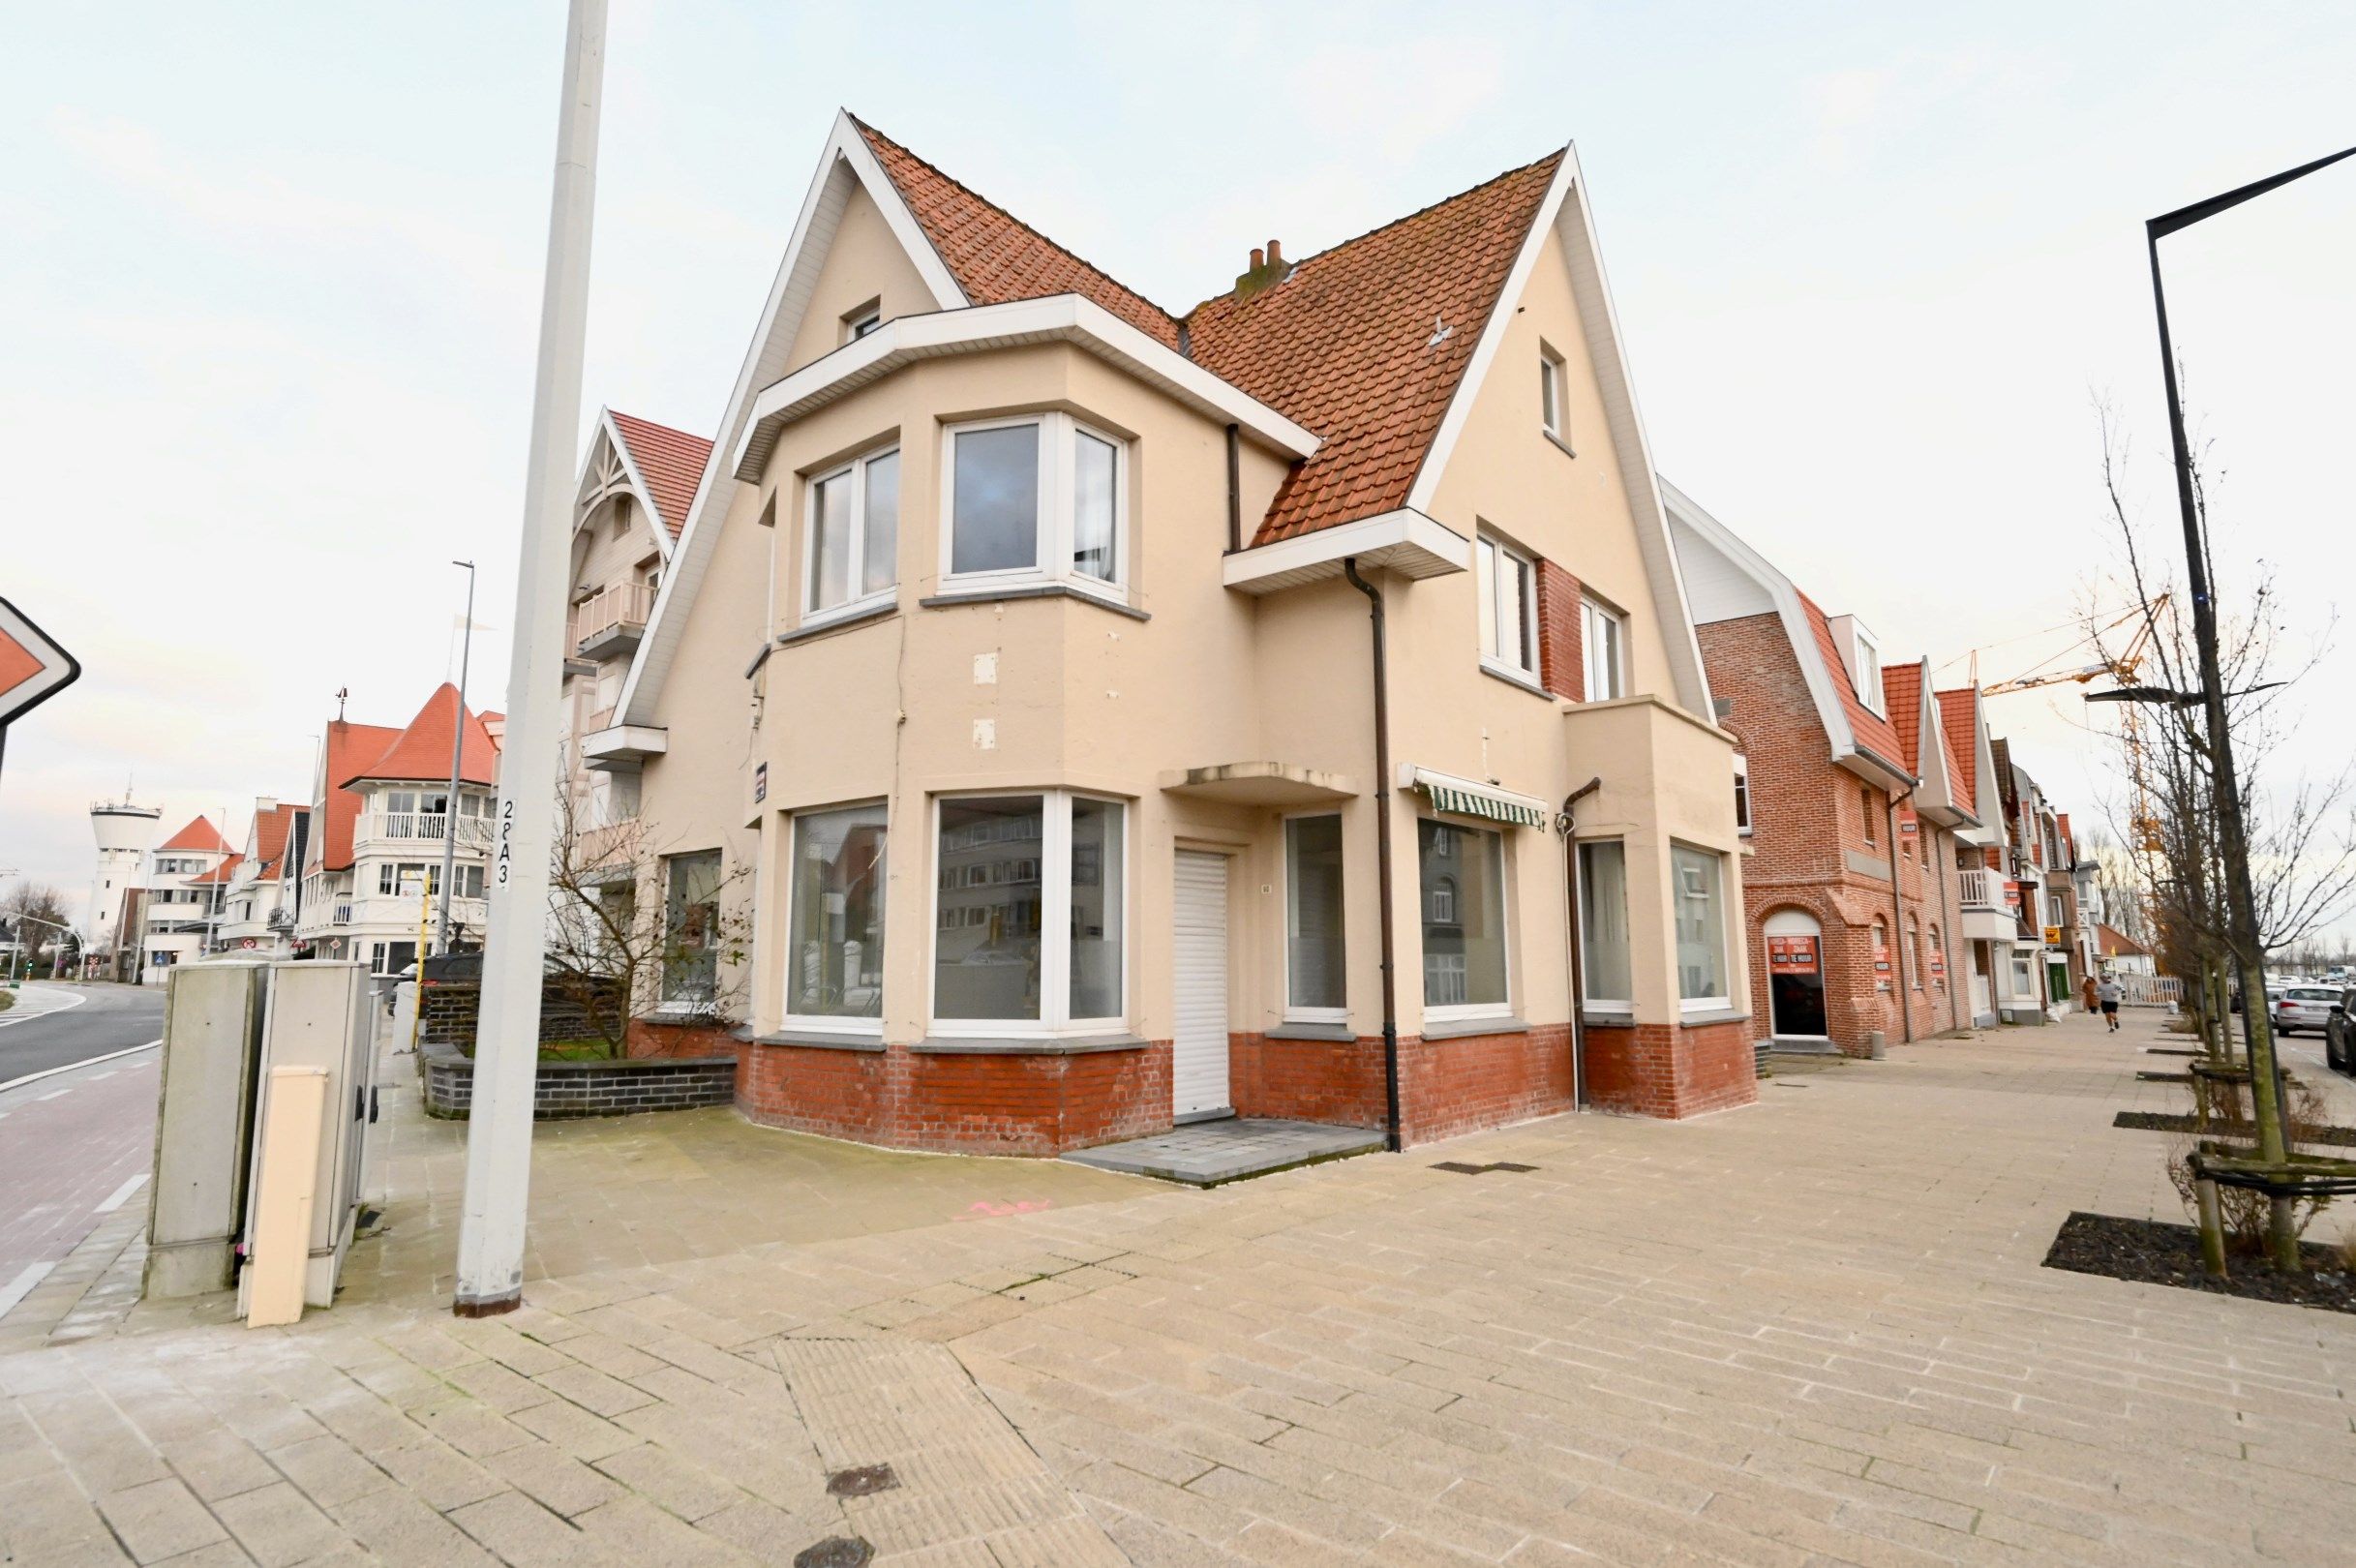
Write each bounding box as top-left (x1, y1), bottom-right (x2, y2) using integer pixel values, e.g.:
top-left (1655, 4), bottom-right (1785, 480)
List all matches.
top-left (607, 412), bottom-right (712, 540)
top-left (2097, 922), bottom-right (2150, 958)
top-left (854, 119), bottom-right (1183, 350)
top-left (311, 721), bottom-right (402, 873)
top-left (158, 816), bottom-right (231, 854)
top-left (254, 802), bottom-right (306, 878)
top-left (1936, 687), bottom-right (1979, 807)
top-left (1882, 664), bottom-right (1925, 771)
top-left (342, 684), bottom-right (500, 791)
top-left (189, 854), bottom-right (245, 887)
top-left (1797, 594), bottom-right (1910, 775)
top-left (1188, 153), bottom-right (1564, 545)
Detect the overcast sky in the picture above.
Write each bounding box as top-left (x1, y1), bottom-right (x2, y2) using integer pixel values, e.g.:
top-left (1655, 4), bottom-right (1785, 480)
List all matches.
top-left (3, 2), bottom-right (2351, 941)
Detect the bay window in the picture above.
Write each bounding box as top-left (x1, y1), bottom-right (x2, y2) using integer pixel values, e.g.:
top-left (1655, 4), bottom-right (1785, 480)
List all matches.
top-left (1476, 533), bottom-right (1537, 678)
top-left (786, 804), bottom-right (888, 1028)
top-left (1673, 844), bottom-right (1729, 1010)
top-left (932, 792), bottom-right (1126, 1033)
top-left (1576, 839), bottom-right (1633, 1010)
top-left (942, 414), bottom-right (1128, 596)
top-left (1419, 820), bottom-right (1509, 1016)
top-left (805, 445), bottom-right (898, 619)
top-left (1284, 815), bottom-right (1344, 1017)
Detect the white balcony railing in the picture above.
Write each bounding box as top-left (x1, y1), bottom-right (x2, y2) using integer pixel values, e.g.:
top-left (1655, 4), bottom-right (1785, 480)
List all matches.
top-left (1957, 868), bottom-right (2006, 910)
top-left (361, 813), bottom-right (493, 849)
top-left (573, 581), bottom-right (654, 651)
top-left (333, 901), bottom-right (354, 924)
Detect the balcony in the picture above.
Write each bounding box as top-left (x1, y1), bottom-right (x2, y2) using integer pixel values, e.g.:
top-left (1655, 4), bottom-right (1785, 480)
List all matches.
top-left (1957, 868), bottom-right (2004, 909)
top-left (573, 581), bottom-right (654, 659)
top-left (360, 813), bottom-right (493, 850)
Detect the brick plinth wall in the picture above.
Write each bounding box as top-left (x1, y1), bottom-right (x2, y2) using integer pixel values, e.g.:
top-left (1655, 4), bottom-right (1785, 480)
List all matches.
top-left (625, 1016), bottom-right (741, 1061)
top-left (1229, 1034), bottom-right (1386, 1129)
top-left (419, 978), bottom-right (624, 1050)
top-left (736, 1040), bottom-right (1171, 1156)
top-left (1402, 1025), bottom-right (1576, 1145)
top-left (420, 1041), bottom-right (735, 1121)
top-left (1581, 1019), bottom-right (1758, 1118)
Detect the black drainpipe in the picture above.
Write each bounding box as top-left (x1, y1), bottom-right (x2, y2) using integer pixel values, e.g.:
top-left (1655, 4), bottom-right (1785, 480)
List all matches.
top-left (1223, 424), bottom-right (1242, 555)
top-left (1342, 558), bottom-right (1402, 1152)
top-left (1558, 776), bottom-right (1603, 1109)
top-left (1884, 784), bottom-right (1918, 1043)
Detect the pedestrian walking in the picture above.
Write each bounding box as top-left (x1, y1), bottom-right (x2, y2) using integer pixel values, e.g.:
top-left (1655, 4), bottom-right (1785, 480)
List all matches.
top-left (2080, 973), bottom-right (2099, 1013)
top-left (2097, 976), bottom-right (2124, 1032)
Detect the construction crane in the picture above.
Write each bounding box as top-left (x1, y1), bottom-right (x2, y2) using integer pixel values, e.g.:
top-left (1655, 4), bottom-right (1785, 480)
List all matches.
top-left (1977, 593), bottom-right (2172, 854)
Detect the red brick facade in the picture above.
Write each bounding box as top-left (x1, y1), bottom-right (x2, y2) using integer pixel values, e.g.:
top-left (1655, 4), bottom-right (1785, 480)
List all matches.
top-left (735, 1040), bottom-right (1170, 1156)
top-left (1533, 559), bottom-right (1586, 701)
top-left (1581, 1018), bottom-right (1756, 1118)
top-left (625, 1017), bottom-right (740, 1060)
top-left (1230, 1033), bottom-right (1387, 1129)
top-left (1700, 614), bottom-right (1969, 1057)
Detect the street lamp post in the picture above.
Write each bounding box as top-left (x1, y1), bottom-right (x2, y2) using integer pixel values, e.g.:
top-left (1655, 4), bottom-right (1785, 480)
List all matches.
top-left (437, 559), bottom-right (476, 955)
top-left (2143, 144), bottom-right (2356, 1267)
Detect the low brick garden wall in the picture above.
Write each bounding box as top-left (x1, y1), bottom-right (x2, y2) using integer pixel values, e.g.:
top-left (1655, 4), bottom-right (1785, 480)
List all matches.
top-left (420, 1040), bottom-right (735, 1121)
top-left (417, 973), bottom-right (624, 1049)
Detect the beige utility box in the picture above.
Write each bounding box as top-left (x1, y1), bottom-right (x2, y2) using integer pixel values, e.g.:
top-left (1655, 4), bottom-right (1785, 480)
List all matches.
top-left (237, 961), bottom-right (377, 1314)
top-left (146, 962), bottom-right (270, 1298)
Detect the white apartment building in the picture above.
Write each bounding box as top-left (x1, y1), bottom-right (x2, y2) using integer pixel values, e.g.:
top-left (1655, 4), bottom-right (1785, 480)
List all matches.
top-left (136, 816), bottom-right (232, 976)
top-left (209, 798), bottom-right (311, 957)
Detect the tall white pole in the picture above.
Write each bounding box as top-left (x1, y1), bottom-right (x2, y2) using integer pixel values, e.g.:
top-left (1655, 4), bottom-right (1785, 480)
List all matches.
top-left (437, 559), bottom-right (476, 955)
top-left (453, 0), bottom-right (605, 1317)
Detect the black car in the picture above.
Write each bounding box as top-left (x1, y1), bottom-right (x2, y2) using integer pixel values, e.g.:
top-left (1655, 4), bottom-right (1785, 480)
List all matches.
top-left (2327, 987), bottom-right (2354, 1075)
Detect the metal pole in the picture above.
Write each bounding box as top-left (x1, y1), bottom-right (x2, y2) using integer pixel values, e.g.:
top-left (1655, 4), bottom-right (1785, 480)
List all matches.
top-left (453, 0), bottom-right (605, 1318)
top-left (437, 561), bottom-right (476, 954)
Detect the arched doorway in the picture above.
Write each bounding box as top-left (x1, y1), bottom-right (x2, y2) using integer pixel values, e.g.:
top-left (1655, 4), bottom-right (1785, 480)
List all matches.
top-left (1764, 908), bottom-right (1828, 1041)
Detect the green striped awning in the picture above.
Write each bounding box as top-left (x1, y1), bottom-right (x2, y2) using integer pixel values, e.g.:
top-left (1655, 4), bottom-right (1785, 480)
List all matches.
top-left (1411, 769), bottom-right (1549, 829)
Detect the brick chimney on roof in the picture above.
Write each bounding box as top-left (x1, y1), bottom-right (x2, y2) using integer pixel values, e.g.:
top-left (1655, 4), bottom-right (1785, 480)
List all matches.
top-left (1233, 237), bottom-right (1293, 303)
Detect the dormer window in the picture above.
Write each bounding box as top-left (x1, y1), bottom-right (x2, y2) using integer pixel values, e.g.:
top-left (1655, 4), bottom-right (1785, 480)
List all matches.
top-left (1854, 630), bottom-right (1883, 712)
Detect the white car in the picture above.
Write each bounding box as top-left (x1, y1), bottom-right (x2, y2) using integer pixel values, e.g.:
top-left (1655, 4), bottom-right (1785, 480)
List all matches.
top-left (2274, 985), bottom-right (2341, 1036)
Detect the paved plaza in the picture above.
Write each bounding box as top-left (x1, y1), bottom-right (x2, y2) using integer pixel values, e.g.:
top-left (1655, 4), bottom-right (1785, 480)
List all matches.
top-left (5, 1010), bottom-right (2355, 1565)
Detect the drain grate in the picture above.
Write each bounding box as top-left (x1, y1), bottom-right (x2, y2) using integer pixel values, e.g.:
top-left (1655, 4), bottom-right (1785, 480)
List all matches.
top-left (1431, 1161), bottom-right (1540, 1175)
top-left (826, 1463), bottom-right (899, 1498)
top-left (796, 1538), bottom-right (875, 1568)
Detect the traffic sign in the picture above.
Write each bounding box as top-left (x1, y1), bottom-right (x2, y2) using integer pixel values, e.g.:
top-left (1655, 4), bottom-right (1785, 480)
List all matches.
top-left (0, 596), bottom-right (79, 728)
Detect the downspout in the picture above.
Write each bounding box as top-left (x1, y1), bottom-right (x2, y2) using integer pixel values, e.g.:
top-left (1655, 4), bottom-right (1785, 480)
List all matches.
top-left (1558, 776), bottom-right (1604, 1110)
top-left (1342, 558), bottom-right (1402, 1152)
top-left (1224, 424), bottom-right (1242, 555)
top-left (1884, 785), bottom-right (1917, 1043)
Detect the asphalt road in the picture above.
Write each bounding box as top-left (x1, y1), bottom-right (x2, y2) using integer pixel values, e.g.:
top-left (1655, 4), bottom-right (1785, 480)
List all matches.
top-left (0, 980), bottom-right (166, 1086)
top-left (0, 983), bottom-right (166, 1316)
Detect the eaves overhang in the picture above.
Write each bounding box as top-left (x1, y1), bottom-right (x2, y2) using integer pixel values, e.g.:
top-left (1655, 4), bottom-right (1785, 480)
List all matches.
top-left (1222, 508), bottom-right (1469, 595)
top-left (733, 294), bottom-right (1318, 484)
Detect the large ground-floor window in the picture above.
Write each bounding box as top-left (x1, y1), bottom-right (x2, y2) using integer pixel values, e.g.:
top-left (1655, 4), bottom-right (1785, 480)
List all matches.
top-left (1672, 844), bottom-right (1730, 1010)
top-left (1284, 814), bottom-right (1344, 1018)
top-left (1418, 819), bottom-right (1510, 1017)
top-left (787, 803), bottom-right (887, 1027)
top-left (933, 792), bottom-right (1126, 1034)
top-left (660, 850), bottom-right (723, 1008)
top-left (1576, 839), bottom-right (1633, 1010)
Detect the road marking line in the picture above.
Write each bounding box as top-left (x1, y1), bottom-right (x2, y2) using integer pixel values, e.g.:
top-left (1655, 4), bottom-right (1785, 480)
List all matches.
top-left (96, 1174), bottom-right (150, 1214)
top-left (0, 988), bottom-right (90, 1028)
top-left (0, 1040), bottom-right (163, 1096)
top-left (0, 1262), bottom-right (58, 1319)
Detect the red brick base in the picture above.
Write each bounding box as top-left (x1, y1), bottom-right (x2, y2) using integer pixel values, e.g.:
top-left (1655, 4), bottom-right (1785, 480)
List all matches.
top-left (1230, 1033), bottom-right (1385, 1128)
top-left (1582, 1018), bottom-right (1758, 1118)
top-left (625, 1017), bottom-right (740, 1060)
top-left (1232, 1026), bottom-right (1577, 1146)
top-left (735, 1040), bottom-right (1171, 1157)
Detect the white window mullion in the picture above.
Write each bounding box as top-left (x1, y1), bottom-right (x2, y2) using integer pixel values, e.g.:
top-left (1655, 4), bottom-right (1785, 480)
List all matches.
top-left (1041, 793), bottom-right (1073, 1030)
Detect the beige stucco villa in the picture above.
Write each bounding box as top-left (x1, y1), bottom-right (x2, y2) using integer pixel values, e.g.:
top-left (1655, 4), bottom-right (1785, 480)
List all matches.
top-left (569, 112), bottom-right (1753, 1155)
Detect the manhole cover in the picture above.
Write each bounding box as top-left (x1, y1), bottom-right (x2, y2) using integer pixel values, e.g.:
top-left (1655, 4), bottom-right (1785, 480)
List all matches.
top-left (826, 1463), bottom-right (899, 1498)
top-left (795, 1538), bottom-right (874, 1568)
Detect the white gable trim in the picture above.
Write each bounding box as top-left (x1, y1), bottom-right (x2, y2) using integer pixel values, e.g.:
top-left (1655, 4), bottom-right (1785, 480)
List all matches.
top-left (1662, 478), bottom-right (1875, 775)
top-left (619, 111), bottom-right (968, 727)
top-left (1405, 146), bottom-right (1711, 720)
top-left (735, 294), bottom-right (1316, 482)
top-left (579, 408), bottom-right (678, 562)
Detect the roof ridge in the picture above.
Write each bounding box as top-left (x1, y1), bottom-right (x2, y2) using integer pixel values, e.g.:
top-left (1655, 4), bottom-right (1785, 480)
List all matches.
top-left (1180, 147), bottom-right (1566, 321)
top-left (850, 114), bottom-right (1184, 336)
top-left (609, 408), bottom-right (712, 444)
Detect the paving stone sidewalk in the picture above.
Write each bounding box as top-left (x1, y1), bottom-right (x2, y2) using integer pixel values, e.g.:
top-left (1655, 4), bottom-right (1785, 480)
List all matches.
top-left (5, 1010), bottom-right (2354, 1565)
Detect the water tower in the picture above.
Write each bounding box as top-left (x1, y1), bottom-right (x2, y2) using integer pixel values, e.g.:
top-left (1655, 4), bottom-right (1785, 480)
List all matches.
top-left (88, 795), bottom-right (162, 958)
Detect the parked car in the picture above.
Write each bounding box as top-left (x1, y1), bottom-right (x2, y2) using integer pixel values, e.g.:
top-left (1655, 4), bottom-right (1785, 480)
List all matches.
top-left (2328, 988), bottom-right (2354, 1074)
top-left (2273, 985), bottom-right (2341, 1037)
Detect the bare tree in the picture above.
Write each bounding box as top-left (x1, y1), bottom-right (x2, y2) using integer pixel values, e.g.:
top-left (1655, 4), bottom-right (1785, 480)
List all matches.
top-left (542, 786), bottom-right (753, 1057)
top-left (3, 881), bottom-right (74, 976)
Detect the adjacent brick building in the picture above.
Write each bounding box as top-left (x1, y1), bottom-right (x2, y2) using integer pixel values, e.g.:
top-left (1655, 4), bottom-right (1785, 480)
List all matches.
top-left (1665, 483), bottom-right (1982, 1057)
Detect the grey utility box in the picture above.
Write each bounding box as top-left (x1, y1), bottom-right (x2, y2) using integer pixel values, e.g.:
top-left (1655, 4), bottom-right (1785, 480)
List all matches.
top-left (146, 962), bottom-right (271, 1298)
top-left (239, 961), bottom-right (377, 1311)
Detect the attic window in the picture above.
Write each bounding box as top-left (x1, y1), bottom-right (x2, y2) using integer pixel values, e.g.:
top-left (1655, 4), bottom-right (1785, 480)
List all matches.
top-left (1854, 630), bottom-right (1883, 713)
top-left (1539, 344), bottom-right (1569, 447)
top-left (844, 300), bottom-right (882, 343)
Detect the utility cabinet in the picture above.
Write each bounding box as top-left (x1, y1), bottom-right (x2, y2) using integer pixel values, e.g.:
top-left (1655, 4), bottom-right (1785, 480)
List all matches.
top-left (239, 961), bottom-right (377, 1312)
top-left (145, 962), bottom-right (270, 1297)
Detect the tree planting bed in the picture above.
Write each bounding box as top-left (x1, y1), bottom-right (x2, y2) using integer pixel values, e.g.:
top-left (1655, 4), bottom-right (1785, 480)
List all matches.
top-left (2042, 1211), bottom-right (2356, 1314)
top-left (2113, 1110), bottom-right (2356, 1147)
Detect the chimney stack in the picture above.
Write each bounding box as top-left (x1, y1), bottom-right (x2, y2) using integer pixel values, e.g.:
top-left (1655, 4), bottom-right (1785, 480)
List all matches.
top-left (1232, 237), bottom-right (1294, 303)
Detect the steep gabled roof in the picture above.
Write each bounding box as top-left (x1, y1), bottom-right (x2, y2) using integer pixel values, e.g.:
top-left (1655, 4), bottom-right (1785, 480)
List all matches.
top-left (854, 118), bottom-right (1183, 350)
top-left (2097, 922), bottom-right (2150, 958)
top-left (189, 854), bottom-right (245, 887)
top-left (341, 684), bottom-right (500, 790)
top-left (1935, 687), bottom-right (1979, 808)
top-left (1883, 664), bottom-right (1924, 770)
top-left (254, 802), bottom-right (307, 879)
top-left (158, 816), bottom-right (230, 854)
top-left (1187, 154), bottom-right (1564, 545)
top-left (606, 412), bottom-right (712, 540)
top-left (1797, 592), bottom-right (1910, 777)
top-left (308, 720), bottom-right (402, 873)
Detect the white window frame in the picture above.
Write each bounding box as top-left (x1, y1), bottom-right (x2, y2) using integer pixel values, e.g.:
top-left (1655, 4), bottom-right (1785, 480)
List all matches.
top-left (1672, 842), bottom-right (1732, 1014)
top-left (781, 800), bottom-right (890, 1038)
top-left (1733, 753), bottom-right (1752, 836)
top-left (1854, 628), bottom-right (1884, 713)
top-left (1581, 594), bottom-right (1627, 702)
top-left (926, 789), bottom-right (1130, 1039)
top-left (1281, 810), bottom-right (1346, 1024)
top-left (801, 442), bottom-right (899, 626)
top-left (1475, 532), bottom-right (1539, 680)
top-left (1418, 816), bottom-right (1515, 1027)
top-left (1539, 343), bottom-right (1568, 445)
top-left (937, 412), bottom-right (1130, 603)
top-left (843, 300), bottom-right (882, 342)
